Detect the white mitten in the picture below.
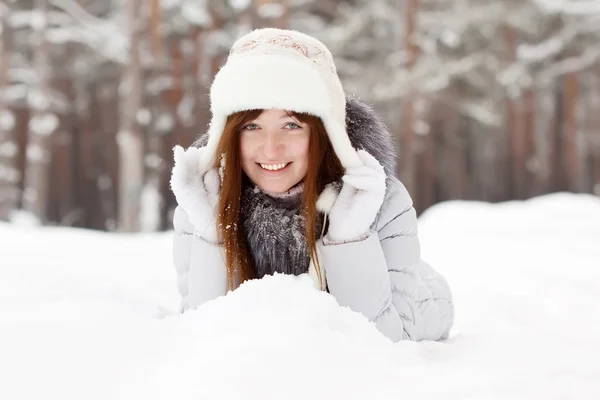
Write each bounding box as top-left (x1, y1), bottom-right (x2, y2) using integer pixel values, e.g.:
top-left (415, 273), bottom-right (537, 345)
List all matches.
top-left (325, 150), bottom-right (386, 243)
top-left (170, 145), bottom-right (221, 243)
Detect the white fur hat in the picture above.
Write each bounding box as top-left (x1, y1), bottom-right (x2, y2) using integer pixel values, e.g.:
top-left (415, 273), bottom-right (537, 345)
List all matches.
top-left (197, 27), bottom-right (363, 173)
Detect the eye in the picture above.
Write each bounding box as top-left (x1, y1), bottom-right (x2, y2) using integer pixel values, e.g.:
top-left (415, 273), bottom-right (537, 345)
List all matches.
top-left (284, 122), bottom-right (301, 130)
top-left (243, 123), bottom-right (259, 131)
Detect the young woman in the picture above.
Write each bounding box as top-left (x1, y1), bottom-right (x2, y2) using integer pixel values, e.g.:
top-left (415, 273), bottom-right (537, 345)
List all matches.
top-left (170, 28), bottom-right (454, 342)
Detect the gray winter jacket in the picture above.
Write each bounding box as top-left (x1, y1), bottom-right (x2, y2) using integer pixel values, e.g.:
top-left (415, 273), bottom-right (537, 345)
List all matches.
top-left (172, 96), bottom-right (454, 342)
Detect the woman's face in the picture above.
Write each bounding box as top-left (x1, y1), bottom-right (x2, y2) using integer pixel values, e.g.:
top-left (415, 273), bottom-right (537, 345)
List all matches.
top-left (239, 109), bottom-right (310, 194)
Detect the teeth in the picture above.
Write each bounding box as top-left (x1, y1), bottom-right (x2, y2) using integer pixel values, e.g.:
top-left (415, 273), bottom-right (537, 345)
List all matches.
top-left (260, 163), bottom-right (288, 171)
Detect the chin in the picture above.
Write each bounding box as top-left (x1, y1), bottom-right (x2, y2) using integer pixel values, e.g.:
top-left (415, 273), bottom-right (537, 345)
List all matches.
top-left (260, 181), bottom-right (294, 194)
top-left (244, 164), bottom-right (304, 194)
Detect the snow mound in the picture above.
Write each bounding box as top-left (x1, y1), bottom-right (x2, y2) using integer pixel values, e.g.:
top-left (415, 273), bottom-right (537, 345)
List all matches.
top-left (1, 192), bottom-right (600, 399)
top-left (137, 274), bottom-right (418, 400)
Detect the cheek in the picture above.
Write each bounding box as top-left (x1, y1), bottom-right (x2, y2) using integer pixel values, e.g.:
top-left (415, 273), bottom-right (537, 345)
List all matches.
top-left (239, 136), bottom-right (255, 174)
top-left (239, 135), bottom-right (254, 162)
top-left (293, 135), bottom-right (310, 162)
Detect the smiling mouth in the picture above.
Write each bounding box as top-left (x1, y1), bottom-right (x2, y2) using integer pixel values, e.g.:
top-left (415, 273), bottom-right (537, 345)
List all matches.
top-left (258, 162), bottom-right (290, 171)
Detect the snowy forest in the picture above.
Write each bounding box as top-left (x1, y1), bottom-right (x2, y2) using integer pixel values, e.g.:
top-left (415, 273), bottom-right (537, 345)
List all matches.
top-left (1, 0), bottom-right (599, 232)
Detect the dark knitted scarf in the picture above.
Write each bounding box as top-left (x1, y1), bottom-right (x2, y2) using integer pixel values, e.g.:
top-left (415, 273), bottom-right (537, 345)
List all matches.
top-left (240, 182), bottom-right (316, 278)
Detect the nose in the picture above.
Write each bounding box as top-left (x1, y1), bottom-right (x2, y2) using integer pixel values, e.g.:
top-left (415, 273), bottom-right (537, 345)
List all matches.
top-left (263, 131), bottom-right (282, 159)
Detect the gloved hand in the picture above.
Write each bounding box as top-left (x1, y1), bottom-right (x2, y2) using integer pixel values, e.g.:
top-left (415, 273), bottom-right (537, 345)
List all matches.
top-left (170, 145), bottom-right (221, 244)
top-left (325, 150), bottom-right (386, 244)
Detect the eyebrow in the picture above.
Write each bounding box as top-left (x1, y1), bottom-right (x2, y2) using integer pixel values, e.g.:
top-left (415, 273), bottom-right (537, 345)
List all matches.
top-left (280, 114), bottom-right (303, 122)
top-left (251, 115), bottom-right (303, 123)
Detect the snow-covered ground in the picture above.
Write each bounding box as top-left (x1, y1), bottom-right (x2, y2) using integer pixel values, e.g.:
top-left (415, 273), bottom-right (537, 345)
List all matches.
top-left (1, 193), bottom-right (599, 399)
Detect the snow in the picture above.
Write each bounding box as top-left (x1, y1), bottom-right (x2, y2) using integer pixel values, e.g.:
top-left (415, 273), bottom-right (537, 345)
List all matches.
top-left (257, 3), bottom-right (285, 19)
top-left (0, 164), bottom-right (19, 183)
top-left (27, 89), bottom-right (51, 110)
top-left (140, 182), bottom-right (162, 232)
top-left (147, 76), bottom-right (174, 95)
top-left (0, 109), bottom-right (16, 131)
top-left (1, 193), bottom-right (600, 399)
top-left (155, 113), bottom-right (175, 132)
top-left (517, 36), bottom-right (565, 63)
top-left (181, 1), bottom-right (211, 28)
top-left (176, 95), bottom-right (194, 126)
top-left (7, 209), bottom-right (40, 226)
top-left (47, 26), bottom-right (78, 44)
top-left (539, 46), bottom-right (600, 81)
top-left (534, 0), bottom-right (600, 16)
top-left (29, 9), bottom-right (48, 31)
top-left (441, 29), bottom-right (460, 48)
top-left (20, 187), bottom-right (39, 208)
top-left (229, 0), bottom-right (251, 11)
top-left (25, 143), bottom-right (48, 162)
top-left (29, 113), bottom-right (59, 136)
top-left (3, 83), bottom-right (28, 102)
top-left (10, 10), bottom-right (72, 30)
top-left (0, 141), bottom-right (18, 158)
top-left (97, 174), bottom-right (112, 191)
top-left (160, 0), bottom-right (184, 10)
top-left (145, 153), bottom-right (162, 170)
top-left (135, 109), bottom-right (152, 126)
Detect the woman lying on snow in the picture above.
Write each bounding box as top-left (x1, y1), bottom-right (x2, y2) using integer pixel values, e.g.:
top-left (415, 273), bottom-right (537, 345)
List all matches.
top-left (170, 28), bottom-right (454, 342)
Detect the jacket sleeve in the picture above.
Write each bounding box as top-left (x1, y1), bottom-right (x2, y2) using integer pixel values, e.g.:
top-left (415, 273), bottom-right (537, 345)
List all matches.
top-left (172, 206), bottom-right (228, 312)
top-left (317, 178), bottom-right (454, 342)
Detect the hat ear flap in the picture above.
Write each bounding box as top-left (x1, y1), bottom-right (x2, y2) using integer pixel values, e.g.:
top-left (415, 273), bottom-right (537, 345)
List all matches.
top-left (199, 117), bottom-right (226, 173)
top-left (322, 119), bottom-right (363, 170)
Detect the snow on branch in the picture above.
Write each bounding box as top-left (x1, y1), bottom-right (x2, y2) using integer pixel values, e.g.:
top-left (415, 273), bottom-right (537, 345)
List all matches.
top-left (534, 0), bottom-right (600, 16)
top-left (459, 100), bottom-right (502, 127)
top-left (48, 0), bottom-right (128, 63)
top-left (539, 45), bottom-right (600, 81)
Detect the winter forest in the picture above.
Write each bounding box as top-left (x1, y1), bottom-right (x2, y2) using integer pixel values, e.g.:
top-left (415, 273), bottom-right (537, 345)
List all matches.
top-left (1, 0), bottom-right (600, 232)
top-left (3, 1), bottom-right (600, 398)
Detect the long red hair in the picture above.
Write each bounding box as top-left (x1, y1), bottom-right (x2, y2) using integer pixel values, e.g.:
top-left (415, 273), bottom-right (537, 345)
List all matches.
top-left (214, 110), bottom-right (344, 290)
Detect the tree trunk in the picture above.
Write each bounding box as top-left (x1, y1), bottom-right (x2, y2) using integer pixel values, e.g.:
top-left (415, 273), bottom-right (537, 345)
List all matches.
top-left (563, 70), bottom-right (579, 192)
top-left (400, 0), bottom-right (420, 195)
top-left (150, 0), bottom-right (164, 62)
top-left (504, 26), bottom-right (535, 200)
top-left (49, 45), bottom-right (75, 225)
top-left (192, 28), bottom-right (211, 140)
top-left (0, 2), bottom-right (18, 220)
top-left (22, 0), bottom-right (56, 223)
top-left (549, 82), bottom-right (563, 192)
top-left (415, 99), bottom-right (435, 213)
top-left (594, 69), bottom-right (600, 195)
top-left (117, 0), bottom-right (144, 232)
top-left (159, 37), bottom-right (185, 228)
top-left (98, 79), bottom-right (121, 230)
top-left (580, 69), bottom-right (600, 196)
top-left (444, 100), bottom-right (467, 200)
top-left (72, 78), bottom-right (97, 229)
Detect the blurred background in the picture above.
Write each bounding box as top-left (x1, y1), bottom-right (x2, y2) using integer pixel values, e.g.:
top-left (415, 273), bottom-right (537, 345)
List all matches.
top-left (0, 0), bottom-right (599, 232)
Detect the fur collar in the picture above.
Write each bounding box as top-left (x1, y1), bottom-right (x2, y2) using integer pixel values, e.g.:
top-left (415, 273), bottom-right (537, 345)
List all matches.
top-left (239, 183), bottom-right (318, 278)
